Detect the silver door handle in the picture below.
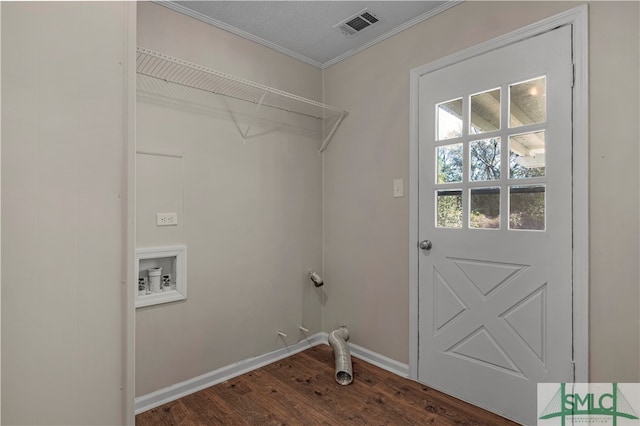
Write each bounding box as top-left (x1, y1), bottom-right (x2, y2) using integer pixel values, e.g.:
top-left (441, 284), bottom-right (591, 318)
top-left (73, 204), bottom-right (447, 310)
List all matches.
top-left (419, 240), bottom-right (432, 251)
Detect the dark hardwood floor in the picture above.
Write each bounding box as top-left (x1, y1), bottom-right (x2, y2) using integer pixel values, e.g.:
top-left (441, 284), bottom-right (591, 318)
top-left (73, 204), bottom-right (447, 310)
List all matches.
top-left (136, 344), bottom-right (517, 425)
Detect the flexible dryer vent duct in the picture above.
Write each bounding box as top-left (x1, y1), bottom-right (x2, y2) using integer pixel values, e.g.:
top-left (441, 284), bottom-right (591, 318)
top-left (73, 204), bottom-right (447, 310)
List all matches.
top-left (328, 326), bottom-right (353, 385)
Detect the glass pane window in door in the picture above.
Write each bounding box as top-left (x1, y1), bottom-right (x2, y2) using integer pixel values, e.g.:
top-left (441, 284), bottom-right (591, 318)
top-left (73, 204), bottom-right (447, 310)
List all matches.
top-left (436, 98), bottom-right (463, 140)
top-left (436, 143), bottom-right (463, 183)
top-left (509, 185), bottom-right (545, 230)
top-left (509, 131), bottom-right (546, 178)
top-left (436, 190), bottom-right (462, 228)
top-left (470, 88), bottom-right (500, 134)
top-left (470, 187), bottom-right (500, 229)
top-left (509, 76), bottom-right (546, 128)
top-left (470, 138), bottom-right (501, 181)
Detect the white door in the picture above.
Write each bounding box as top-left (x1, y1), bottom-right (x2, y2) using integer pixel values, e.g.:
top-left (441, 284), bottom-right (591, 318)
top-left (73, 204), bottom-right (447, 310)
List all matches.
top-left (418, 26), bottom-right (573, 425)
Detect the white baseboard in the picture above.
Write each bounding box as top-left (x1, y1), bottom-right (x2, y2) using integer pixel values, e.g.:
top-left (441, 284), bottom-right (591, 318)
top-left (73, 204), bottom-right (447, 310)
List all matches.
top-left (314, 332), bottom-right (410, 377)
top-left (135, 331), bottom-right (410, 414)
top-left (134, 332), bottom-right (326, 414)
top-left (348, 342), bottom-right (410, 378)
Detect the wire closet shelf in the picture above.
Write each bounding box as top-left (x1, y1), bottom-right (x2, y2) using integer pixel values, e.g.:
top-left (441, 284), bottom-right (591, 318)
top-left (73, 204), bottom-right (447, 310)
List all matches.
top-left (136, 47), bottom-right (348, 151)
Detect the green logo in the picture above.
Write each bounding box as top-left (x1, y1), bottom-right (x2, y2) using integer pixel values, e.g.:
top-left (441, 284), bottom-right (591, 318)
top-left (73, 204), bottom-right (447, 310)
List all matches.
top-left (539, 383), bottom-right (639, 425)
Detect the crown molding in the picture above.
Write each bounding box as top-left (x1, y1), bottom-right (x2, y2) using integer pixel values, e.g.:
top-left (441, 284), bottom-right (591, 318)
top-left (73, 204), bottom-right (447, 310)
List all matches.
top-left (154, 1), bottom-right (462, 70)
top-left (154, 0), bottom-right (324, 68)
top-left (322, 1), bottom-right (462, 69)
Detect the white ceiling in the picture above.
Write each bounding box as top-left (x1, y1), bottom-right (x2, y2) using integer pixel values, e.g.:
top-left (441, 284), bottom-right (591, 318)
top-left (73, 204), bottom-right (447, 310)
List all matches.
top-left (159, 1), bottom-right (459, 68)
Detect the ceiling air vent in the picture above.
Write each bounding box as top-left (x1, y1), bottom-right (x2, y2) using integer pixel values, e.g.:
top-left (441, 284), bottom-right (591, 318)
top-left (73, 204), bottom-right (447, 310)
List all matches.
top-left (334, 9), bottom-right (379, 37)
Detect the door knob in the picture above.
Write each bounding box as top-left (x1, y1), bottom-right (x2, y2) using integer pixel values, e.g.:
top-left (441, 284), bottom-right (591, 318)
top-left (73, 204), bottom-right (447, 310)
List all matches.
top-left (419, 240), bottom-right (432, 251)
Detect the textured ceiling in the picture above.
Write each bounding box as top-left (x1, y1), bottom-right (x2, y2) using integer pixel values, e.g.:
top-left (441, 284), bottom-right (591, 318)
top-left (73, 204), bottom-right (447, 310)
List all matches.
top-left (160, 1), bottom-right (458, 68)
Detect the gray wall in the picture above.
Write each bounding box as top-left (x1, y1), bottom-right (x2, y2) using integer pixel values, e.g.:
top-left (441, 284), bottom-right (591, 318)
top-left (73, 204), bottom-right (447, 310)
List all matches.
top-left (135, 2), bottom-right (324, 396)
top-left (1, 2), bottom-right (131, 424)
top-left (323, 1), bottom-right (640, 381)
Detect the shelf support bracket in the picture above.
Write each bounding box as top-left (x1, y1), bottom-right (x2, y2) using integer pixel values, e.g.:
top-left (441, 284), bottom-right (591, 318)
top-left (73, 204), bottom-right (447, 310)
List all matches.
top-left (241, 91), bottom-right (267, 143)
top-left (319, 112), bottom-right (348, 153)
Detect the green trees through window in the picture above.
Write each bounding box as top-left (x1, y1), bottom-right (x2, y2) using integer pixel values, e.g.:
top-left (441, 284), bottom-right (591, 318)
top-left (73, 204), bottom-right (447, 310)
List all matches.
top-left (435, 137), bottom-right (546, 230)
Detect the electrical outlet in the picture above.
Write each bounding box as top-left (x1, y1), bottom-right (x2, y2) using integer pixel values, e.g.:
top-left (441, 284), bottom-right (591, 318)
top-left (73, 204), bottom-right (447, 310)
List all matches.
top-left (156, 212), bottom-right (178, 226)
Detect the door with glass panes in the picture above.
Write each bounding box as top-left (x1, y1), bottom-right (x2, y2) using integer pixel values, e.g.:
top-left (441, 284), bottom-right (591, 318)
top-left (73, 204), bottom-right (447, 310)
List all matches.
top-left (417, 26), bottom-right (573, 424)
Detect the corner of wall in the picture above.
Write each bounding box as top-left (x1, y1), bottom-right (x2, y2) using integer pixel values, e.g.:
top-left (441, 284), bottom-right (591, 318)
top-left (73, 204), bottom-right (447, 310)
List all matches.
top-left (124, 1), bottom-right (137, 424)
top-left (320, 66), bottom-right (327, 334)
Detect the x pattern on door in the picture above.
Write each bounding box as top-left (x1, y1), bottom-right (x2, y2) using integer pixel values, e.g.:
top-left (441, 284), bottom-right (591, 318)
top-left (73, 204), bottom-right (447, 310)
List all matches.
top-left (434, 257), bottom-right (547, 376)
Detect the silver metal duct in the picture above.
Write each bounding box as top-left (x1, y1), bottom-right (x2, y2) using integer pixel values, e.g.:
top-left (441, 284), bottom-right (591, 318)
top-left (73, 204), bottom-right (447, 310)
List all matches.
top-left (328, 326), bottom-right (353, 385)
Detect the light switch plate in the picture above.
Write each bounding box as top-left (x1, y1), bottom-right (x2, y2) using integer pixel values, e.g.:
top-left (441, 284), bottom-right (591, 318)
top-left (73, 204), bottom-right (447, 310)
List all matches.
top-left (393, 179), bottom-right (404, 198)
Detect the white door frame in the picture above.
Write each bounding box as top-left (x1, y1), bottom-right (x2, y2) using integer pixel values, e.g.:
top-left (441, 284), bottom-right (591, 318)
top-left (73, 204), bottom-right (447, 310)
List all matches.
top-left (0, 4), bottom-right (3, 420)
top-left (124, 2), bottom-right (137, 425)
top-left (408, 5), bottom-right (589, 383)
